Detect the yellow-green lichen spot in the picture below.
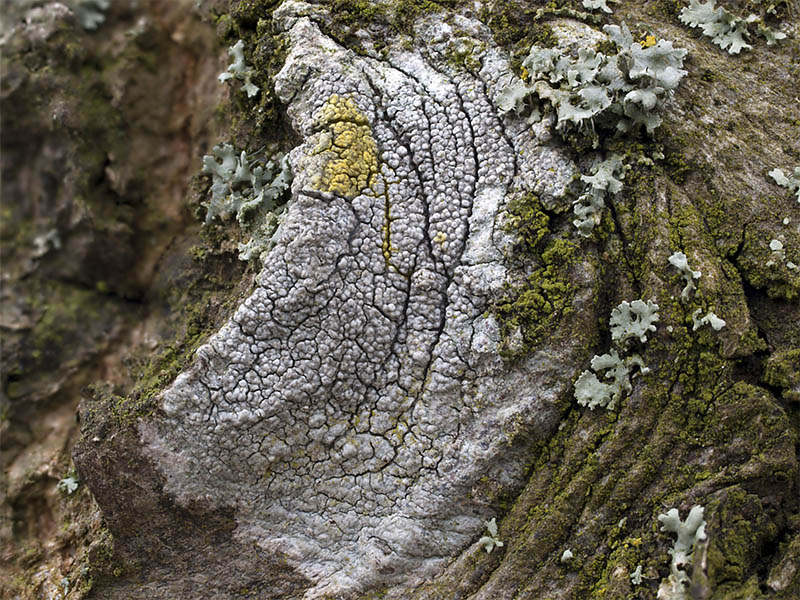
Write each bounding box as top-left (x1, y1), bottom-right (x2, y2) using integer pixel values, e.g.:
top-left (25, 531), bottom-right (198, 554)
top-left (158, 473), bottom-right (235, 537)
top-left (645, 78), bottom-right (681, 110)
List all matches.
top-left (313, 94), bottom-right (379, 198)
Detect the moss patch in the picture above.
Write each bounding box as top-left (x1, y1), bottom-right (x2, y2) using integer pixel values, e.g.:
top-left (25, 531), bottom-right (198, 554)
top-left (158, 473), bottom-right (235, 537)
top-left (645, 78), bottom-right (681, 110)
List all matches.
top-left (762, 349), bottom-right (800, 402)
top-left (478, 1), bottom-right (559, 50)
top-left (326, 0), bottom-right (462, 31)
top-left (705, 487), bottom-right (781, 597)
top-left (493, 194), bottom-right (579, 360)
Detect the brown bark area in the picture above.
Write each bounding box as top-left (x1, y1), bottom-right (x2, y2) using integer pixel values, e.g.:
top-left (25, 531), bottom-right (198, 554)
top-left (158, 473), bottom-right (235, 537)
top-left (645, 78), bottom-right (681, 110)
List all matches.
top-left (1, 1), bottom-right (243, 596)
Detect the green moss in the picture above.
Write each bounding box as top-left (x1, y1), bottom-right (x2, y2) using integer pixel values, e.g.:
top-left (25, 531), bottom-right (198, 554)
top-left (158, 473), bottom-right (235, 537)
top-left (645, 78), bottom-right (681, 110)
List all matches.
top-left (587, 533), bottom-right (650, 598)
top-left (116, 302), bottom-right (219, 424)
top-left (655, 0), bottom-right (684, 18)
top-left (504, 193), bottom-right (551, 255)
top-left (705, 487), bottom-right (780, 597)
top-left (327, 0), bottom-right (385, 26)
top-left (493, 194), bottom-right (578, 360)
top-left (443, 36), bottom-right (484, 71)
top-left (478, 1), bottom-right (558, 49)
top-left (228, 0), bottom-right (284, 29)
top-left (700, 68), bottom-right (718, 82)
top-left (594, 38), bottom-right (617, 56)
top-left (662, 146), bottom-right (693, 184)
top-left (762, 349), bottom-right (800, 402)
top-left (361, 588), bottom-right (389, 599)
top-left (737, 228), bottom-right (800, 301)
top-left (319, 0), bottom-right (461, 42)
top-left (532, 1), bottom-right (604, 25)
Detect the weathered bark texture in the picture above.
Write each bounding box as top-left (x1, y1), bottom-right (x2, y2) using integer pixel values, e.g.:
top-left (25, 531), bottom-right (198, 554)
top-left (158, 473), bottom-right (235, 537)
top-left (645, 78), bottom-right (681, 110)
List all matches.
top-left (2, 1), bottom-right (799, 599)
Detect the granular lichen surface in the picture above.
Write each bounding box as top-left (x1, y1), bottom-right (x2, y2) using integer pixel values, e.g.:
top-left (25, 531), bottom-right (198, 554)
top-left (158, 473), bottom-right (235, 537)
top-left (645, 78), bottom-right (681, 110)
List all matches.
top-left (139, 2), bottom-right (580, 596)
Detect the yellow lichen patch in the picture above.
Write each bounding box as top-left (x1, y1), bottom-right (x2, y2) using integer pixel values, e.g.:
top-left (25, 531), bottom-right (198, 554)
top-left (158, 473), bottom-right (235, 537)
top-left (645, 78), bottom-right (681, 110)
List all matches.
top-left (313, 94), bottom-right (379, 198)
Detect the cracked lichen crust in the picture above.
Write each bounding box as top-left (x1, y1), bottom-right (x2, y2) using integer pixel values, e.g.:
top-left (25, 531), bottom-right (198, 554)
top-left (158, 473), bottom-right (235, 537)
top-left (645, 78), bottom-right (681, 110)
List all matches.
top-left (139, 3), bottom-right (578, 596)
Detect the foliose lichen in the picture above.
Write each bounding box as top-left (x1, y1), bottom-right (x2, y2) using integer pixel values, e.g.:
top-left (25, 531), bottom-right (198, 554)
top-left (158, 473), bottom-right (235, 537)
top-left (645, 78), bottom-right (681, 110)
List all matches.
top-left (574, 298), bottom-right (659, 410)
top-left (573, 153), bottom-right (626, 236)
top-left (668, 251), bottom-right (701, 303)
top-left (201, 143), bottom-right (292, 263)
top-left (71, 0), bottom-right (109, 31)
top-left (574, 349), bottom-right (650, 410)
top-left (609, 298), bottom-right (660, 344)
top-left (679, 0), bottom-right (787, 55)
top-left (57, 475), bottom-right (80, 495)
top-left (478, 518), bottom-right (504, 554)
top-left (691, 308), bottom-right (725, 331)
top-left (218, 39), bottom-right (260, 98)
top-left (657, 505), bottom-right (707, 600)
top-left (583, 0), bottom-right (613, 14)
top-left (766, 238), bottom-right (798, 271)
top-left (630, 563), bottom-right (644, 585)
top-left (496, 22), bottom-right (687, 146)
top-left (769, 166), bottom-right (800, 203)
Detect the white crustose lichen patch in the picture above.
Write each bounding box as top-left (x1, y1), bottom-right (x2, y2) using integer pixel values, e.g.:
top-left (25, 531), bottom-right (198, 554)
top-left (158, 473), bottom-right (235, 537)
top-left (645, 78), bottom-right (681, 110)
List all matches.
top-left (139, 3), bottom-right (579, 597)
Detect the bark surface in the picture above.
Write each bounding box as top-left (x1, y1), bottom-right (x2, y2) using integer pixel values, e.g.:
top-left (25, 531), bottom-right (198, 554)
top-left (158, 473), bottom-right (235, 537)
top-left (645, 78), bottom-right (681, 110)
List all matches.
top-left (2, 1), bottom-right (799, 599)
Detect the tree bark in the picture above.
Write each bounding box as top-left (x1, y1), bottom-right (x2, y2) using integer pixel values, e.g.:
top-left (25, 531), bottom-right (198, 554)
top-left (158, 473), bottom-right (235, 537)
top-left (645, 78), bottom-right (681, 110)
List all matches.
top-left (2, 1), bottom-right (798, 599)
